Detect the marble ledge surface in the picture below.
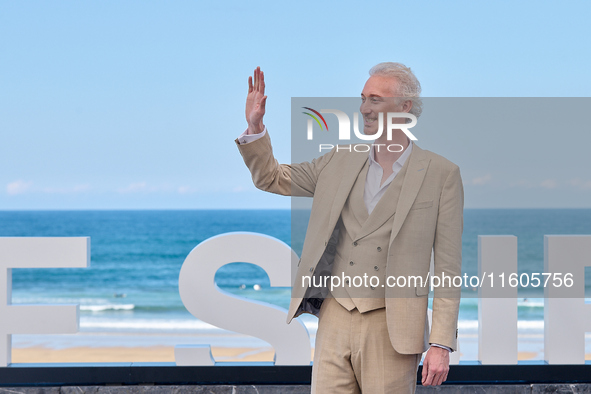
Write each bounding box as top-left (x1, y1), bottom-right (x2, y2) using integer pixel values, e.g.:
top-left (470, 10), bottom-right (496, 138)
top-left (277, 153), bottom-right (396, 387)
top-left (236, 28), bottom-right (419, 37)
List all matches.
top-left (1, 385), bottom-right (591, 394)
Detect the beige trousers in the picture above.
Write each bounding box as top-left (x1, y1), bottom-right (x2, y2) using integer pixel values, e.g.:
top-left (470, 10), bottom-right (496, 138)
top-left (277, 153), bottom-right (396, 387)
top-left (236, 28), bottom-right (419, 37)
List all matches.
top-left (311, 297), bottom-right (421, 394)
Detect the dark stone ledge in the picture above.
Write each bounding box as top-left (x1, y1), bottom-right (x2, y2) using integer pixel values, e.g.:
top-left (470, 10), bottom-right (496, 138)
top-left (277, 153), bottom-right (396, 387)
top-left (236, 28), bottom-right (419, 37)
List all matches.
top-left (1, 385), bottom-right (591, 393)
top-left (1, 363), bottom-right (591, 388)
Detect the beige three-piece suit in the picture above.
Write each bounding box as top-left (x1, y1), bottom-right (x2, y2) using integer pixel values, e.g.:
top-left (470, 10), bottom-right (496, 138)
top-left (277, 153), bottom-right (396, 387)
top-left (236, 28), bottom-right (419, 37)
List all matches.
top-left (236, 130), bottom-right (463, 393)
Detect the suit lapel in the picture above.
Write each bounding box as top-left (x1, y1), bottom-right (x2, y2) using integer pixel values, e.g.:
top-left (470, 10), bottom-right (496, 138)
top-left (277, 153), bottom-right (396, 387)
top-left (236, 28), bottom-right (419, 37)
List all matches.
top-left (323, 144), bottom-right (430, 247)
top-left (327, 150), bottom-right (368, 237)
top-left (349, 160), bottom-right (370, 225)
top-left (388, 144), bottom-right (431, 247)
top-left (355, 156), bottom-right (409, 241)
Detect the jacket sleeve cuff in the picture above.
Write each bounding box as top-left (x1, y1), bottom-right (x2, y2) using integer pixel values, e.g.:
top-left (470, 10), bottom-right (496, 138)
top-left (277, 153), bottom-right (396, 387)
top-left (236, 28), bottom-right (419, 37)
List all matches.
top-left (236, 127), bottom-right (267, 145)
top-left (430, 343), bottom-right (452, 352)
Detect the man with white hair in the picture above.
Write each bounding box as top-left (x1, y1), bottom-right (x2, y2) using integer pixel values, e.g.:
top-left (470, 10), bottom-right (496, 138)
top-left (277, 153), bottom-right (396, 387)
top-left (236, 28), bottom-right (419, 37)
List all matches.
top-left (236, 63), bottom-right (463, 393)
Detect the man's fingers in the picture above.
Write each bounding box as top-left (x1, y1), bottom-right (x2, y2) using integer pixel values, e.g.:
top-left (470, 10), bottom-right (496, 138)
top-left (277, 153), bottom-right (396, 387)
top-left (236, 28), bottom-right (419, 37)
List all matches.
top-left (253, 67), bottom-right (259, 91)
top-left (421, 347), bottom-right (450, 386)
top-left (260, 71), bottom-right (265, 95)
top-left (257, 67), bottom-right (262, 91)
top-left (260, 95), bottom-right (267, 110)
top-left (435, 373), bottom-right (444, 386)
top-left (423, 371), bottom-right (441, 386)
top-left (429, 367), bottom-right (448, 386)
top-left (421, 359), bottom-right (449, 386)
top-left (421, 360), bottom-right (432, 385)
top-left (248, 76), bottom-right (253, 93)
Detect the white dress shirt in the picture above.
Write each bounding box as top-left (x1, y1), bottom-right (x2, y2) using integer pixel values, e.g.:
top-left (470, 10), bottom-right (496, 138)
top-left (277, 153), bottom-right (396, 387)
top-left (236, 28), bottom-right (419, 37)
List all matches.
top-left (364, 141), bottom-right (412, 214)
top-left (237, 128), bottom-right (451, 353)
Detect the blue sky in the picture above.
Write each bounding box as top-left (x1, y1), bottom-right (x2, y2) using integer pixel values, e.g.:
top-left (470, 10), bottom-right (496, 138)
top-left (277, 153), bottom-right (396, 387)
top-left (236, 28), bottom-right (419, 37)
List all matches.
top-left (1, 0), bottom-right (590, 209)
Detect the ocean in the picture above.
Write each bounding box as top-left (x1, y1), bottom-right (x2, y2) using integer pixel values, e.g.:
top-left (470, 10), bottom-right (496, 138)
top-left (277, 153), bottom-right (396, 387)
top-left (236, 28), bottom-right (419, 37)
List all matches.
top-left (1, 209), bottom-right (591, 355)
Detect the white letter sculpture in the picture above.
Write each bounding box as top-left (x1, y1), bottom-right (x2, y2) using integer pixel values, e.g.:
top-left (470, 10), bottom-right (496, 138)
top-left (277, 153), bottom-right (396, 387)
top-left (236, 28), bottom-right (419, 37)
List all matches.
top-left (544, 235), bottom-right (591, 364)
top-left (176, 232), bottom-right (311, 366)
top-left (0, 237), bottom-right (90, 366)
top-left (478, 235), bottom-right (518, 364)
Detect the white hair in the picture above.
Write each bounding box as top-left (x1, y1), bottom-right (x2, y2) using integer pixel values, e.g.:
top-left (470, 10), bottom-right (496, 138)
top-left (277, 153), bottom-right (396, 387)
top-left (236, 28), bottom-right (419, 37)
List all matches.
top-left (369, 62), bottom-right (423, 118)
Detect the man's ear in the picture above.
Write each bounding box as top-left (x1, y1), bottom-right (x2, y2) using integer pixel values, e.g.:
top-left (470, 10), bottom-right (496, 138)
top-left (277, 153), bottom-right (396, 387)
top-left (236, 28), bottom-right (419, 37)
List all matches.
top-left (403, 99), bottom-right (413, 113)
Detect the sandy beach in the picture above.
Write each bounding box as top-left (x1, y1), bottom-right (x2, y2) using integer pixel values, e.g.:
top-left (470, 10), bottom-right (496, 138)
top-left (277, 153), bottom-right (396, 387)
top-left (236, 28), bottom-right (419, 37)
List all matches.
top-left (12, 346), bottom-right (279, 363)
top-left (9, 330), bottom-right (591, 364)
top-left (12, 344), bottom-right (589, 364)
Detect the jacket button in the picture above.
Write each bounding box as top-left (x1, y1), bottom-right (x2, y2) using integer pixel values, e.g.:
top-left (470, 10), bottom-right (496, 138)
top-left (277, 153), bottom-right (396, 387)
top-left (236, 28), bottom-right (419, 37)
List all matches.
top-left (377, 246), bottom-right (382, 252)
top-left (370, 286), bottom-right (375, 290)
top-left (374, 266), bottom-right (379, 271)
top-left (309, 267), bottom-right (314, 273)
top-left (349, 261), bottom-right (354, 266)
top-left (353, 241), bottom-right (358, 246)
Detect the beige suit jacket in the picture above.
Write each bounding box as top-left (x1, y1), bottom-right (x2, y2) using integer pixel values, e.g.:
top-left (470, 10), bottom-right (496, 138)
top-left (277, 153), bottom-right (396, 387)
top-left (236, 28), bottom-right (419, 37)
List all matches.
top-left (236, 131), bottom-right (463, 354)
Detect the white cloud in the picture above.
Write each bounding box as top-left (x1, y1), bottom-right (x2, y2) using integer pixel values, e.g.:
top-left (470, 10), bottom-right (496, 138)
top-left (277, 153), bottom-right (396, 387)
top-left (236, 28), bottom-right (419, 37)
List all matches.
top-left (118, 182), bottom-right (178, 194)
top-left (471, 174), bottom-right (491, 185)
top-left (118, 182), bottom-right (148, 193)
top-left (568, 178), bottom-right (581, 187)
top-left (178, 186), bottom-right (198, 194)
top-left (41, 184), bottom-right (92, 194)
top-left (511, 180), bottom-right (533, 188)
top-left (540, 179), bottom-right (558, 189)
top-left (568, 178), bottom-right (591, 190)
top-left (73, 184), bottom-right (91, 192)
top-left (6, 180), bottom-right (33, 195)
top-left (7, 181), bottom-right (93, 196)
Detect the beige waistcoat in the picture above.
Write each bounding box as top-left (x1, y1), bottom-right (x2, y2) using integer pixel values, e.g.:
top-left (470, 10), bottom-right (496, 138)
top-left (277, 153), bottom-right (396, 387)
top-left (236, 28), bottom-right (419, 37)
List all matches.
top-left (331, 157), bottom-right (409, 312)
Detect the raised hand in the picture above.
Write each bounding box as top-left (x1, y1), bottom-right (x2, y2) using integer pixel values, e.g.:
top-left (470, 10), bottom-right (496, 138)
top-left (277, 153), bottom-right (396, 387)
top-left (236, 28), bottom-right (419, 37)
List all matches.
top-left (245, 66), bottom-right (267, 134)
